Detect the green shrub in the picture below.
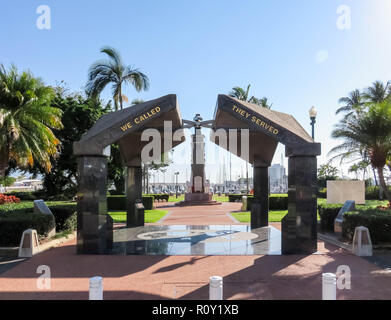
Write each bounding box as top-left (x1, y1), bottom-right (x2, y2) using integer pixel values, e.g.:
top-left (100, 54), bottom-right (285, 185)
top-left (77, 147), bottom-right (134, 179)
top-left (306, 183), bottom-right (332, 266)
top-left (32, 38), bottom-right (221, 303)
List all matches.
top-left (108, 190), bottom-right (124, 195)
top-left (242, 194), bottom-right (288, 211)
top-left (149, 194), bottom-right (169, 202)
top-left (0, 212), bottom-right (55, 246)
top-left (0, 202), bottom-right (35, 215)
top-left (269, 194), bottom-right (288, 210)
top-left (142, 196), bottom-right (154, 210)
top-left (318, 204), bottom-right (343, 232)
top-left (229, 194), bottom-right (247, 202)
top-left (343, 209), bottom-right (391, 244)
top-left (107, 195), bottom-right (127, 211)
top-left (4, 192), bottom-right (37, 201)
top-left (317, 188), bottom-right (327, 199)
top-left (0, 202), bottom-right (77, 245)
top-left (107, 195), bottom-right (155, 210)
top-left (365, 186), bottom-right (391, 200)
top-left (49, 205), bottom-right (77, 232)
top-left (5, 190), bottom-right (75, 202)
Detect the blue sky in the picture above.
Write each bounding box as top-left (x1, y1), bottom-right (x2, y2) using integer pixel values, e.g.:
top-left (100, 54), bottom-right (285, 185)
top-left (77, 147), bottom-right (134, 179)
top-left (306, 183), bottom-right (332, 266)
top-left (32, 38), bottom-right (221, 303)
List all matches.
top-left (1, 0), bottom-right (391, 182)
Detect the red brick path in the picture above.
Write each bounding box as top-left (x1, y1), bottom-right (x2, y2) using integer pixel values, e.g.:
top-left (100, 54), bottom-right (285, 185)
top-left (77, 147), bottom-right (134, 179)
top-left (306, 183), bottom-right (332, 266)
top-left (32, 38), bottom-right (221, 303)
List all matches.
top-left (153, 202), bottom-right (244, 225)
top-left (1, 202), bottom-right (390, 300)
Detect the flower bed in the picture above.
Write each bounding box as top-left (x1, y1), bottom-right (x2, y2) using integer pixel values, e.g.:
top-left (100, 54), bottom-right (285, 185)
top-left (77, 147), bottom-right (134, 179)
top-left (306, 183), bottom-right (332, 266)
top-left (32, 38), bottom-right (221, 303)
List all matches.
top-left (0, 193), bottom-right (20, 205)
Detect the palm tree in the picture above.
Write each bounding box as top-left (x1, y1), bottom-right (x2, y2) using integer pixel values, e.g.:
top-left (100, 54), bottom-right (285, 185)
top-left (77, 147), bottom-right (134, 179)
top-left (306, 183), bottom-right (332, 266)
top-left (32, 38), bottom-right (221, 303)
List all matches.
top-left (348, 164), bottom-right (360, 180)
top-left (131, 98), bottom-right (144, 105)
top-left (336, 89), bottom-right (365, 117)
top-left (257, 97), bottom-right (273, 109)
top-left (229, 84), bottom-right (251, 102)
top-left (363, 80), bottom-right (391, 103)
top-left (229, 84), bottom-right (272, 109)
top-left (86, 46), bottom-right (149, 111)
top-left (0, 65), bottom-right (63, 178)
top-left (329, 100), bottom-right (391, 204)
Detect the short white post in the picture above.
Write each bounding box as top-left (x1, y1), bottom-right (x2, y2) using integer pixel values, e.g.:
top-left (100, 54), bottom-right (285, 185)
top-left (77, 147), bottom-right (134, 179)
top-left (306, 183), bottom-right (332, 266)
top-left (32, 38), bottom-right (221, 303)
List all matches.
top-left (209, 276), bottom-right (223, 300)
top-left (322, 273), bottom-right (336, 300)
top-left (241, 196), bottom-right (247, 211)
top-left (89, 276), bottom-right (103, 300)
top-left (352, 226), bottom-right (373, 257)
top-left (18, 229), bottom-right (40, 258)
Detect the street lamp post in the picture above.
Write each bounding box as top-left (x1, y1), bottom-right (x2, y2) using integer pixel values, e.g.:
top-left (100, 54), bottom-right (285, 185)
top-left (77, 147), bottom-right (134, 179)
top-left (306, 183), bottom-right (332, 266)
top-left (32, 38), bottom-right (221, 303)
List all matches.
top-left (174, 171), bottom-right (180, 198)
top-left (309, 106), bottom-right (317, 140)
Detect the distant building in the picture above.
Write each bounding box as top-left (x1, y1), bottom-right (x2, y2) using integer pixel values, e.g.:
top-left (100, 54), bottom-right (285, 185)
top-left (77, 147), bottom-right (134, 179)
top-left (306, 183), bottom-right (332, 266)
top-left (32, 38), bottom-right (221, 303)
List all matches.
top-left (269, 164), bottom-right (288, 193)
top-left (7, 179), bottom-right (43, 192)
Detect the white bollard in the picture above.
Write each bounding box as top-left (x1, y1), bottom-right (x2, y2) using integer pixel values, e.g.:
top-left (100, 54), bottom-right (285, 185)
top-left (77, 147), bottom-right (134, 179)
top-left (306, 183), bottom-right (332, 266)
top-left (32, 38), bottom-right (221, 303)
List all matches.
top-left (352, 226), bottom-right (373, 257)
top-left (322, 273), bottom-right (336, 300)
top-left (89, 276), bottom-right (103, 300)
top-left (18, 229), bottom-right (40, 258)
top-left (209, 276), bottom-right (223, 300)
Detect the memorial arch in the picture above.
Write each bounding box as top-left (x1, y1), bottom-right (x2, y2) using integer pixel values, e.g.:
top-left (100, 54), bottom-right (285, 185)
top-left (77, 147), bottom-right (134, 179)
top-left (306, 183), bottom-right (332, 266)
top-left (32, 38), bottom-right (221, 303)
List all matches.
top-left (211, 95), bottom-right (321, 254)
top-left (74, 94), bottom-right (320, 255)
top-left (73, 94), bottom-right (185, 254)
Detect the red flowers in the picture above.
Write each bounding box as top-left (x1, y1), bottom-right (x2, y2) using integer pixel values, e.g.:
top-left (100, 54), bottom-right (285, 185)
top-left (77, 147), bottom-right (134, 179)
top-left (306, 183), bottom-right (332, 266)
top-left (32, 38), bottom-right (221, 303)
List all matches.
top-left (377, 203), bottom-right (391, 211)
top-left (0, 194), bottom-right (21, 205)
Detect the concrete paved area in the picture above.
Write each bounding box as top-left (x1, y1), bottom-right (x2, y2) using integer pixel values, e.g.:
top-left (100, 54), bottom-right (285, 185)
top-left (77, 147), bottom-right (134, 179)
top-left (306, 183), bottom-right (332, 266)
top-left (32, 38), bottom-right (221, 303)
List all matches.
top-left (0, 237), bottom-right (390, 299)
top-left (0, 257), bottom-right (25, 275)
top-left (153, 202), bottom-right (244, 225)
top-left (1, 202), bottom-right (390, 300)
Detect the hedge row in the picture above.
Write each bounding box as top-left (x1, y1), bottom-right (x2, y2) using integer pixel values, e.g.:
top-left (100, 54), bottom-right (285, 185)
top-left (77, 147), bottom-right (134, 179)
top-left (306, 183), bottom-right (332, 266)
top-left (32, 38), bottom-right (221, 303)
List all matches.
top-left (242, 194), bottom-right (289, 211)
top-left (0, 213), bottom-right (55, 246)
top-left (343, 209), bottom-right (391, 245)
top-left (149, 194), bottom-right (169, 202)
top-left (317, 204), bottom-right (343, 232)
top-left (142, 196), bottom-right (154, 210)
top-left (365, 186), bottom-right (391, 200)
top-left (4, 191), bottom-right (38, 201)
top-left (228, 194), bottom-right (250, 202)
top-left (315, 186), bottom-right (391, 201)
top-left (107, 195), bottom-right (155, 211)
top-left (0, 202), bottom-right (77, 247)
top-left (317, 203), bottom-right (391, 244)
top-left (4, 191), bottom-right (74, 202)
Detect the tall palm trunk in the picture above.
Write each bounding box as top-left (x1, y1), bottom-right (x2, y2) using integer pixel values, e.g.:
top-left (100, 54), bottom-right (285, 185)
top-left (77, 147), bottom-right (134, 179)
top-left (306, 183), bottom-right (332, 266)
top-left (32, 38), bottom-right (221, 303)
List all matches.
top-left (119, 83), bottom-right (123, 110)
top-left (373, 168), bottom-right (378, 186)
top-left (0, 149), bottom-right (9, 179)
top-left (377, 167), bottom-right (391, 204)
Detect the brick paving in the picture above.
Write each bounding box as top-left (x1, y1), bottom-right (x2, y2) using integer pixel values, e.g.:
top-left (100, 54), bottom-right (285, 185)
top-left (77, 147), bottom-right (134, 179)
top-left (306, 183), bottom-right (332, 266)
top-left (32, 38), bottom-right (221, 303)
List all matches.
top-left (153, 202), bottom-right (245, 225)
top-left (0, 202), bottom-right (390, 300)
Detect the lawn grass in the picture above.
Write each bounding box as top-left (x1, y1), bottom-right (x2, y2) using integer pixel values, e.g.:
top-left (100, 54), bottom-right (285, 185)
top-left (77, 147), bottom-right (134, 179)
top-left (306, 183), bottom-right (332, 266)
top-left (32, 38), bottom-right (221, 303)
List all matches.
top-left (230, 210), bottom-right (325, 223)
top-left (108, 209), bottom-right (169, 223)
top-left (213, 195), bottom-right (229, 202)
top-left (168, 195), bottom-right (184, 202)
top-left (231, 210), bottom-right (288, 223)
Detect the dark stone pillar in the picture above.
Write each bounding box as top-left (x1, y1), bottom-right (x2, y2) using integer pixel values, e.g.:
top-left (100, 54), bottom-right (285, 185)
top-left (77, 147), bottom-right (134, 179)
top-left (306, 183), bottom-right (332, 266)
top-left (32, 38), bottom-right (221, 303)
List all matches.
top-left (76, 156), bottom-right (112, 254)
top-left (126, 165), bottom-right (143, 227)
top-left (282, 156), bottom-right (317, 254)
top-left (191, 130), bottom-right (206, 192)
top-left (251, 166), bottom-right (269, 229)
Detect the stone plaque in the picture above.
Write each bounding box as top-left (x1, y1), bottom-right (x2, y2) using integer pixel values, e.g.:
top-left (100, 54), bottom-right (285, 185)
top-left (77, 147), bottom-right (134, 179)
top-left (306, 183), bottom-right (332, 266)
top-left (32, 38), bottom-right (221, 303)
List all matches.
top-left (327, 180), bottom-right (365, 205)
top-left (34, 200), bottom-right (53, 215)
top-left (334, 200), bottom-right (355, 237)
top-left (194, 176), bottom-right (203, 192)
